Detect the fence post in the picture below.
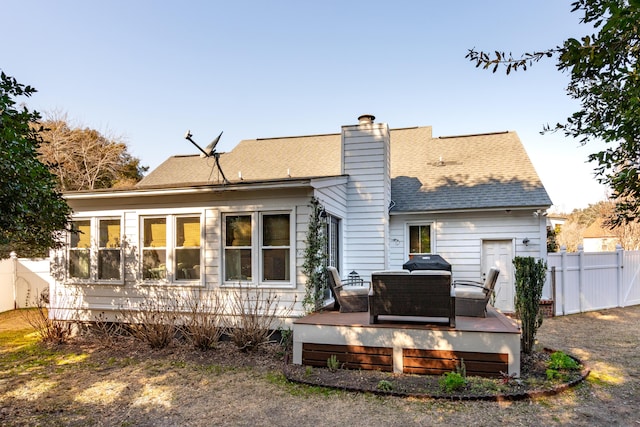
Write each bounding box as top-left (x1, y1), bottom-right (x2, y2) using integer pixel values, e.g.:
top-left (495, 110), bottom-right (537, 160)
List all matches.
top-left (10, 251), bottom-right (17, 310)
top-left (560, 246), bottom-right (567, 315)
top-left (551, 266), bottom-right (556, 316)
top-left (578, 244), bottom-right (585, 313)
top-left (616, 244), bottom-right (624, 307)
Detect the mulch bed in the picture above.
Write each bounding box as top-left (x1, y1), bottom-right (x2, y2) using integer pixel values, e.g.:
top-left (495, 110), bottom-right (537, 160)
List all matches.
top-left (283, 349), bottom-right (589, 401)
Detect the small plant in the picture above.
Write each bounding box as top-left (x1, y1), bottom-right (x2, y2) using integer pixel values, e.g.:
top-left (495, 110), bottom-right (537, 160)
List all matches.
top-left (304, 366), bottom-right (314, 377)
top-left (548, 351), bottom-right (580, 370)
top-left (456, 358), bottom-right (466, 378)
top-left (377, 379), bottom-right (393, 392)
top-left (439, 371), bottom-right (467, 393)
top-left (327, 354), bottom-right (340, 372)
top-left (279, 327), bottom-right (293, 352)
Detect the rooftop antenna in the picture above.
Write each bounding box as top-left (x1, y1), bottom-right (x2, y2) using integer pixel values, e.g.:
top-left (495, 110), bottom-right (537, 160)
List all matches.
top-left (184, 130), bottom-right (229, 184)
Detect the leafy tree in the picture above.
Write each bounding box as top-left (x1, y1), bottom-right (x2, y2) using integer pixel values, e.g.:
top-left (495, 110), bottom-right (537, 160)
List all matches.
top-left (467, 0), bottom-right (640, 226)
top-left (0, 72), bottom-right (71, 259)
top-left (37, 112), bottom-right (147, 191)
top-left (513, 256), bottom-right (547, 355)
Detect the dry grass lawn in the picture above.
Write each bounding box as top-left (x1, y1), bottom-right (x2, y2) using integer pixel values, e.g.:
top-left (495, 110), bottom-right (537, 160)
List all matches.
top-left (0, 305), bottom-right (638, 426)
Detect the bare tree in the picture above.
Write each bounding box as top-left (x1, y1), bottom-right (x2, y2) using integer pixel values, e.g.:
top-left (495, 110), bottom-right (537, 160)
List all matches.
top-left (37, 112), bottom-right (147, 191)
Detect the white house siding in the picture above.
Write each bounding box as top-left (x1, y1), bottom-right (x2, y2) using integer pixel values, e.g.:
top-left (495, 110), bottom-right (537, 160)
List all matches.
top-left (341, 122), bottom-right (391, 279)
top-left (388, 209), bottom-right (547, 311)
top-left (52, 187), bottom-right (331, 322)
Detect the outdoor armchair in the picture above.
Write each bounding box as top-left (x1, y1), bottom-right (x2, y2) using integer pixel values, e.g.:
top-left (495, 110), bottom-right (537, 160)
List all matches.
top-left (326, 266), bottom-right (369, 313)
top-left (453, 267), bottom-right (500, 317)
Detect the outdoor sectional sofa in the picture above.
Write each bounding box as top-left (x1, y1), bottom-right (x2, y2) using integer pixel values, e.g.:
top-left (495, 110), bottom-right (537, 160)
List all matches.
top-left (369, 270), bottom-right (456, 327)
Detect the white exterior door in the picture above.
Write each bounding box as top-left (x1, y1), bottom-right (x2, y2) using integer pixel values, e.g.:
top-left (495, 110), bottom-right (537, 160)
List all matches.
top-left (482, 240), bottom-right (514, 312)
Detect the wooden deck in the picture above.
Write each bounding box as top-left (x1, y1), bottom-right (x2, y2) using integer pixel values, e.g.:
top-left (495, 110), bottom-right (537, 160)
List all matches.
top-left (292, 307), bottom-right (521, 377)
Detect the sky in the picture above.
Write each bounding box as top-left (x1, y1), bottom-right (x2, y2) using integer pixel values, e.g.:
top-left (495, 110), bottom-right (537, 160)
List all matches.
top-left (3, 1), bottom-right (610, 213)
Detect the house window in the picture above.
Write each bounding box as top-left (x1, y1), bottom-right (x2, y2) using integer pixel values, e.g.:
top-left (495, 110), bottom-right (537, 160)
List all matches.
top-left (175, 216), bottom-right (201, 280)
top-left (69, 220), bottom-right (91, 279)
top-left (262, 213), bottom-right (290, 281)
top-left (69, 218), bottom-right (122, 281)
top-left (98, 219), bottom-right (121, 280)
top-left (325, 214), bottom-right (341, 268)
top-left (141, 214), bottom-right (202, 282)
top-left (142, 217), bottom-right (167, 279)
top-left (409, 224), bottom-right (432, 255)
top-left (223, 211), bottom-right (293, 285)
top-left (224, 215), bottom-right (252, 281)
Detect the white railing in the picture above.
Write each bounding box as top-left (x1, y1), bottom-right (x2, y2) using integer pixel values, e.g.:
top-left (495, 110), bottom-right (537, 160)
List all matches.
top-left (547, 245), bottom-right (640, 316)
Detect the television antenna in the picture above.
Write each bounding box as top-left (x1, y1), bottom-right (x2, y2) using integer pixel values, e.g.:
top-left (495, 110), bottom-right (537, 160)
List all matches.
top-left (184, 130), bottom-right (229, 184)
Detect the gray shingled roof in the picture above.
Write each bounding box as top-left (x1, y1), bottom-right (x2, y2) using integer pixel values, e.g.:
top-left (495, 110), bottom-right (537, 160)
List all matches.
top-left (137, 126), bottom-right (552, 211)
top-left (389, 128), bottom-right (552, 211)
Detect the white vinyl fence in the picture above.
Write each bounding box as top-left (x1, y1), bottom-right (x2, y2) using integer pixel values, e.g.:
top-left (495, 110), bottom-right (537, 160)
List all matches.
top-left (0, 252), bottom-right (52, 313)
top-left (547, 245), bottom-right (640, 316)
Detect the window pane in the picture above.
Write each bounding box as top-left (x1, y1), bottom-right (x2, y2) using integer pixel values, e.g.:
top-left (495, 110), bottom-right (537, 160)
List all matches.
top-left (225, 248), bottom-right (252, 281)
top-left (176, 217), bottom-right (200, 247)
top-left (263, 214), bottom-right (290, 246)
top-left (409, 225), bottom-right (431, 254)
top-left (143, 249), bottom-right (166, 279)
top-left (71, 220), bottom-right (91, 248)
top-left (226, 215), bottom-right (251, 246)
top-left (69, 250), bottom-right (90, 279)
top-left (176, 248), bottom-right (200, 280)
top-left (144, 218), bottom-right (166, 247)
top-left (263, 248), bottom-right (290, 281)
top-left (99, 220), bottom-right (121, 248)
top-left (98, 250), bottom-right (121, 280)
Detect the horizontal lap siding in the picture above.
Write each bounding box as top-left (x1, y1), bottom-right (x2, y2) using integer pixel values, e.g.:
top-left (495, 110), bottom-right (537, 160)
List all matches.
top-left (302, 343), bottom-right (393, 372)
top-left (403, 349), bottom-right (509, 377)
top-left (390, 211), bottom-right (540, 280)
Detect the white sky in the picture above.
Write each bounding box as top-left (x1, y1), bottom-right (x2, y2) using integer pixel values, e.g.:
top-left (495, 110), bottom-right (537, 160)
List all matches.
top-left (3, 0), bottom-right (610, 212)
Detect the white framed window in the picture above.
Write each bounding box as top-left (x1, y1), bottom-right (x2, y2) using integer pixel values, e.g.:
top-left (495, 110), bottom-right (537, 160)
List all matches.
top-left (140, 214), bottom-right (202, 284)
top-left (261, 213), bottom-right (291, 282)
top-left (223, 211), bottom-right (293, 287)
top-left (68, 217), bottom-right (123, 282)
top-left (408, 222), bottom-right (435, 257)
top-left (224, 214), bottom-right (253, 282)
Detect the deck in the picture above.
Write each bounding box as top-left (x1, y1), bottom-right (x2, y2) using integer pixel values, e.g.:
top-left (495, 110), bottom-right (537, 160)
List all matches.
top-left (292, 307), bottom-right (521, 377)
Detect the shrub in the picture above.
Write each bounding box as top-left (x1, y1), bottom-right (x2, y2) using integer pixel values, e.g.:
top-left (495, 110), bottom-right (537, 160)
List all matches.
top-left (377, 380), bottom-right (393, 391)
top-left (21, 290), bottom-right (75, 344)
top-left (439, 371), bottom-right (467, 393)
top-left (548, 351), bottom-right (580, 370)
top-left (120, 298), bottom-right (179, 349)
top-left (181, 291), bottom-right (225, 351)
top-left (225, 287), bottom-right (295, 352)
top-left (513, 256), bottom-right (547, 354)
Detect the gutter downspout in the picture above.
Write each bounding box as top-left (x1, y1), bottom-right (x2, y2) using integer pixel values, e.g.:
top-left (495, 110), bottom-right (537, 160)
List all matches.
top-left (10, 251), bottom-right (17, 310)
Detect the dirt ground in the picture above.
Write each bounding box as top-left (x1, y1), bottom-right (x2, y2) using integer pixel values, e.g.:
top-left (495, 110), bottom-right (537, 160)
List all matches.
top-left (0, 306), bottom-right (638, 426)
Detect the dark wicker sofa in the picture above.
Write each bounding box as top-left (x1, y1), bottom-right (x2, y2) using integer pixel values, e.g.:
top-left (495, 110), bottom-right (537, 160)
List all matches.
top-left (369, 270), bottom-right (455, 327)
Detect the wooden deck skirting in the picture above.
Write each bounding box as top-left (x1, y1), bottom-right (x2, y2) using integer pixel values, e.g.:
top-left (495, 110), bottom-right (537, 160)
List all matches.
top-left (403, 349), bottom-right (509, 377)
top-left (302, 343), bottom-right (393, 371)
top-left (293, 307), bottom-right (521, 377)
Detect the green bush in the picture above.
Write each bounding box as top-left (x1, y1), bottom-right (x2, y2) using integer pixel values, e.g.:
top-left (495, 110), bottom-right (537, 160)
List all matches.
top-left (513, 256), bottom-right (547, 354)
top-left (548, 351), bottom-right (580, 370)
top-left (439, 372), bottom-right (467, 393)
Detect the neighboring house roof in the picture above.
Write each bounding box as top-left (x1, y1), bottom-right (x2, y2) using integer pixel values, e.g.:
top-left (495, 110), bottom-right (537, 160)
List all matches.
top-left (136, 125), bottom-right (552, 212)
top-left (583, 219), bottom-right (617, 239)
